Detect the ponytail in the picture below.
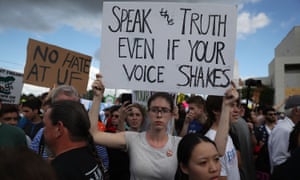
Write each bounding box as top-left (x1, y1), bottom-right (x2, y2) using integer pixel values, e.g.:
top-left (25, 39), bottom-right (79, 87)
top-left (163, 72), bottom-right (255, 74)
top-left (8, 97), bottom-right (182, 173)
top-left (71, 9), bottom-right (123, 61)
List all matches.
top-left (87, 133), bottom-right (110, 180)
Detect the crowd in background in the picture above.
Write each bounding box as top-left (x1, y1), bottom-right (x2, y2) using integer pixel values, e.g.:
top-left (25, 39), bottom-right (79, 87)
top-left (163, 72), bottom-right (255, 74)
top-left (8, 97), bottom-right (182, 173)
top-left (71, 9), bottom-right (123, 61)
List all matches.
top-left (0, 78), bottom-right (300, 180)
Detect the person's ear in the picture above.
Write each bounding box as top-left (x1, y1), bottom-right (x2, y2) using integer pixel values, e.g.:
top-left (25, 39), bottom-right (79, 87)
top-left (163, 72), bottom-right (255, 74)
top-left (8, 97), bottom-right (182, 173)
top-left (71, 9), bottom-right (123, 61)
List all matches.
top-left (55, 121), bottom-right (65, 138)
top-left (179, 162), bottom-right (189, 175)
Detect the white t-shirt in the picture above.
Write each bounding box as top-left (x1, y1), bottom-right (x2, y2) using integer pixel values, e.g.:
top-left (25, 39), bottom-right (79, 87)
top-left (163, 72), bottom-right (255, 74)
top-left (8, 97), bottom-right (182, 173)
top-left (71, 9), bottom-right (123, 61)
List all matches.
top-left (268, 116), bottom-right (294, 172)
top-left (125, 131), bottom-right (181, 180)
top-left (205, 129), bottom-right (240, 180)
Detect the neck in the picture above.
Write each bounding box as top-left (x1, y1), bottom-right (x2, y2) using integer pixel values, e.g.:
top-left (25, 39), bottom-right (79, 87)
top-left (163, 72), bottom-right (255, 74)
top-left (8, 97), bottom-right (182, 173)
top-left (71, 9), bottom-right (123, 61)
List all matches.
top-left (146, 129), bottom-right (168, 148)
top-left (53, 141), bottom-right (87, 157)
top-left (129, 127), bottom-right (139, 132)
top-left (31, 115), bottom-right (42, 124)
top-left (265, 121), bottom-right (275, 129)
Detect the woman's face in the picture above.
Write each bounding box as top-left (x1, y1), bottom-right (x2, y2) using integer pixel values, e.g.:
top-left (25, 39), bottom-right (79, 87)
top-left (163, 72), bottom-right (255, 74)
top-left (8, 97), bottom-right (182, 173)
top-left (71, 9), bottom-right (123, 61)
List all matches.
top-left (148, 97), bottom-right (173, 131)
top-left (111, 111), bottom-right (120, 126)
top-left (250, 111), bottom-right (258, 124)
top-left (127, 107), bottom-right (143, 131)
top-left (181, 142), bottom-right (221, 180)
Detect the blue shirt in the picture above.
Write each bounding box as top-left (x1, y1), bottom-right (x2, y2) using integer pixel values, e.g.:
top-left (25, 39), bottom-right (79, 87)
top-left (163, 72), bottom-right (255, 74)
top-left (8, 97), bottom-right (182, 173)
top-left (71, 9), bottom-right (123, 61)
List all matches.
top-left (187, 119), bottom-right (203, 134)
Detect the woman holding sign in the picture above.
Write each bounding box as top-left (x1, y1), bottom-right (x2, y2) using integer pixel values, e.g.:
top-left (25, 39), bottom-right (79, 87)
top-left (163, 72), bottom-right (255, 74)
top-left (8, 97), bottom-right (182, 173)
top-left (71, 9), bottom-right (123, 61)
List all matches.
top-left (89, 74), bottom-right (238, 180)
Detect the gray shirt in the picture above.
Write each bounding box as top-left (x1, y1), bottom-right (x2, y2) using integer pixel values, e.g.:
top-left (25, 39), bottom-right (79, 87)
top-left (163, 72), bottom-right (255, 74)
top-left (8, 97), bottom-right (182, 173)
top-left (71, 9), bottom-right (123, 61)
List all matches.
top-left (230, 117), bottom-right (256, 180)
top-left (125, 131), bottom-right (181, 180)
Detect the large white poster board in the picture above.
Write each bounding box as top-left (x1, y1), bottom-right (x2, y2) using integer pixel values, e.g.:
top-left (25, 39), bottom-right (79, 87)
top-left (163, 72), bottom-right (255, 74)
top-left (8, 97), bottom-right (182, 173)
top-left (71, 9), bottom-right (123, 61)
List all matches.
top-left (101, 2), bottom-right (237, 95)
top-left (0, 68), bottom-right (23, 104)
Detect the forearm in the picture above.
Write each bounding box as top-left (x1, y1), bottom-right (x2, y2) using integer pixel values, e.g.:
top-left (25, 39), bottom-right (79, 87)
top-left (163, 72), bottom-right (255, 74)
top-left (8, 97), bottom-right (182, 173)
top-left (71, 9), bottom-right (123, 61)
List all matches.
top-left (215, 103), bottom-right (230, 156)
top-left (89, 95), bottom-right (102, 134)
top-left (118, 117), bottom-right (126, 132)
top-left (179, 122), bottom-right (189, 137)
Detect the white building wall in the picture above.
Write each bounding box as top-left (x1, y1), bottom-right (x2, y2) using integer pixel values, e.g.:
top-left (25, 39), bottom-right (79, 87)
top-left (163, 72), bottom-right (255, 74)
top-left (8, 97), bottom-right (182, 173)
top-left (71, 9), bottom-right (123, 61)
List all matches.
top-left (272, 26), bottom-right (300, 111)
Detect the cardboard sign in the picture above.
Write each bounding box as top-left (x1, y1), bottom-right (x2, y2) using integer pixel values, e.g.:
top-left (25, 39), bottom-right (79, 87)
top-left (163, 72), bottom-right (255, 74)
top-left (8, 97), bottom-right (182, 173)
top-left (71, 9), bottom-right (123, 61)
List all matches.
top-left (100, 2), bottom-right (237, 95)
top-left (0, 68), bottom-right (23, 104)
top-left (24, 39), bottom-right (92, 94)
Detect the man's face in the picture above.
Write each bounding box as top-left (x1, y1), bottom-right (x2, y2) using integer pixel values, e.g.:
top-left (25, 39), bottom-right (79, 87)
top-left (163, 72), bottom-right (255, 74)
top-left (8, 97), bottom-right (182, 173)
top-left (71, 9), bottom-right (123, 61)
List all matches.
top-left (43, 108), bottom-right (57, 148)
top-left (265, 111), bottom-right (277, 123)
top-left (230, 102), bottom-right (240, 123)
top-left (188, 103), bottom-right (204, 121)
top-left (0, 112), bottom-right (19, 126)
top-left (22, 106), bottom-right (36, 120)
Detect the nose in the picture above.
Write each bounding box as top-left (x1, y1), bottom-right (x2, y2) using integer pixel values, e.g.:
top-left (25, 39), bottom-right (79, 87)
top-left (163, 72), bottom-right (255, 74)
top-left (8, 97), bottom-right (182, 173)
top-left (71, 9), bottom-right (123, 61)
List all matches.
top-left (156, 111), bottom-right (163, 118)
top-left (10, 121), bottom-right (18, 126)
top-left (208, 160), bottom-right (219, 173)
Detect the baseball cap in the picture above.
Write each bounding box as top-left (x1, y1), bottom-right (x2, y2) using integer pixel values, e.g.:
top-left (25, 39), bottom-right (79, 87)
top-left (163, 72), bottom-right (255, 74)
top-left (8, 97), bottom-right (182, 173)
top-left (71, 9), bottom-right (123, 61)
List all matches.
top-left (284, 95), bottom-right (300, 109)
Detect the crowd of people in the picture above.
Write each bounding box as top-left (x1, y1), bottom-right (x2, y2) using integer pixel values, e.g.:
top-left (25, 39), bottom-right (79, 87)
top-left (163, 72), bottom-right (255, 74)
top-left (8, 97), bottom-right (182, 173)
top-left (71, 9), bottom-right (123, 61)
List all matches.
top-left (0, 74), bottom-right (300, 180)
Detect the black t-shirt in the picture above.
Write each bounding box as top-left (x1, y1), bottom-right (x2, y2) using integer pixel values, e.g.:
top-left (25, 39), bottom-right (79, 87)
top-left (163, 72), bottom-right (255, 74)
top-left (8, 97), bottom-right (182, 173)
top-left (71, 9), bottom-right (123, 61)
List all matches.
top-left (107, 147), bottom-right (130, 180)
top-left (51, 146), bottom-right (103, 180)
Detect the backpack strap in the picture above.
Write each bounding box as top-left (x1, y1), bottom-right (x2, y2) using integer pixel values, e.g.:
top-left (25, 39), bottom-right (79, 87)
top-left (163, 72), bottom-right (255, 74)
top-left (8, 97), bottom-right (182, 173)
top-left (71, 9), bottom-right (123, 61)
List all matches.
top-left (38, 134), bottom-right (45, 155)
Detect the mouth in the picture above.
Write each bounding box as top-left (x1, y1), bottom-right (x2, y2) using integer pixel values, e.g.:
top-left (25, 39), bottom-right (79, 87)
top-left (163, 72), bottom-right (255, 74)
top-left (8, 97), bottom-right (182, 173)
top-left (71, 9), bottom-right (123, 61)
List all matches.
top-left (154, 121), bottom-right (163, 126)
top-left (210, 176), bottom-right (219, 180)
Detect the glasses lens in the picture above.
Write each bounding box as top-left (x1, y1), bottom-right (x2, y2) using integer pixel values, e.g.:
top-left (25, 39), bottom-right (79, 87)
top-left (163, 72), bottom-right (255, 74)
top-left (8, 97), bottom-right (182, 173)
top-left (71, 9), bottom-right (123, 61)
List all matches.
top-left (149, 107), bottom-right (171, 114)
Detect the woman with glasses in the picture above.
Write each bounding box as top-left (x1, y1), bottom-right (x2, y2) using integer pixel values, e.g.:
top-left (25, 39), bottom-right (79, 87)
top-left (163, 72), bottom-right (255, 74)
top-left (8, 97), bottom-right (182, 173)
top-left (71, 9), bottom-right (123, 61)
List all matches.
top-left (89, 74), bottom-right (239, 180)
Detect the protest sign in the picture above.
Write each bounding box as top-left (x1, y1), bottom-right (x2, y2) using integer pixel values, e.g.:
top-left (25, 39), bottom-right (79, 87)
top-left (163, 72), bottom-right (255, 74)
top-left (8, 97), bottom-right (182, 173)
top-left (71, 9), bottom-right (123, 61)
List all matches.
top-left (133, 90), bottom-right (177, 107)
top-left (101, 2), bottom-right (237, 95)
top-left (0, 68), bottom-right (23, 104)
top-left (24, 39), bottom-right (92, 94)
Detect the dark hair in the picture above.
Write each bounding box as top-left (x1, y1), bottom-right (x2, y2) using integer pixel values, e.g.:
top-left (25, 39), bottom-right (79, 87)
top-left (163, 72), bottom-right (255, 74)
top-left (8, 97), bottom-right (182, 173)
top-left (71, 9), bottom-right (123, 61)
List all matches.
top-left (22, 97), bottom-right (42, 111)
top-left (0, 147), bottom-right (57, 180)
top-left (147, 92), bottom-right (174, 112)
top-left (0, 104), bottom-right (19, 118)
top-left (48, 100), bottom-right (106, 176)
top-left (40, 92), bottom-right (49, 101)
top-left (175, 133), bottom-right (218, 180)
top-left (49, 100), bottom-right (90, 142)
top-left (187, 96), bottom-right (206, 107)
top-left (206, 95), bottom-right (223, 123)
top-left (199, 95), bottom-right (224, 135)
top-left (289, 121), bottom-right (300, 153)
top-left (109, 105), bottom-right (121, 114)
top-left (263, 106), bottom-right (275, 115)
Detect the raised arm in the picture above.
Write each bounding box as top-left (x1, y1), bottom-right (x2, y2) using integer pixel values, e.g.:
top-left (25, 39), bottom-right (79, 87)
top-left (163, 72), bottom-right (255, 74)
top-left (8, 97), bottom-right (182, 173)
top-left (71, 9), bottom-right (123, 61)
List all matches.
top-left (88, 74), bottom-right (126, 149)
top-left (214, 84), bottom-right (239, 156)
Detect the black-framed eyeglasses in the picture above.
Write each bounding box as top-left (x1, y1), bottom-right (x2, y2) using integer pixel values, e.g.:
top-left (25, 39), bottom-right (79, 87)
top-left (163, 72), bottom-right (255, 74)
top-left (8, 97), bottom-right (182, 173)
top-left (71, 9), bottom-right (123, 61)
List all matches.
top-left (267, 113), bottom-right (276, 116)
top-left (149, 107), bottom-right (171, 114)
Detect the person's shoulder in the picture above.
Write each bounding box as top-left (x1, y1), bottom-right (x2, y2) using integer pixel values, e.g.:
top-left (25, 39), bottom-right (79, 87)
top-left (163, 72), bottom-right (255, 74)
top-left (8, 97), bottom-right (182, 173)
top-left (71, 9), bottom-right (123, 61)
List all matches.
top-left (125, 131), bottom-right (140, 136)
top-left (205, 129), bottom-right (216, 138)
top-left (171, 134), bottom-right (182, 144)
top-left (125, 131), bottom-right (143, 141)
top-left (1, 123), bottom-right (25, 134)
top-left (274, 120), bottom-right (292, 131)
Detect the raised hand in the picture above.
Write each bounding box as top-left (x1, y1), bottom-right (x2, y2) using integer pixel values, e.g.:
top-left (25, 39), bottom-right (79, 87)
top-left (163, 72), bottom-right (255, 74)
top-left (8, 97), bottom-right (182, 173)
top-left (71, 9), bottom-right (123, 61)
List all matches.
top-left (91, 73), bottom-right (105, 97)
